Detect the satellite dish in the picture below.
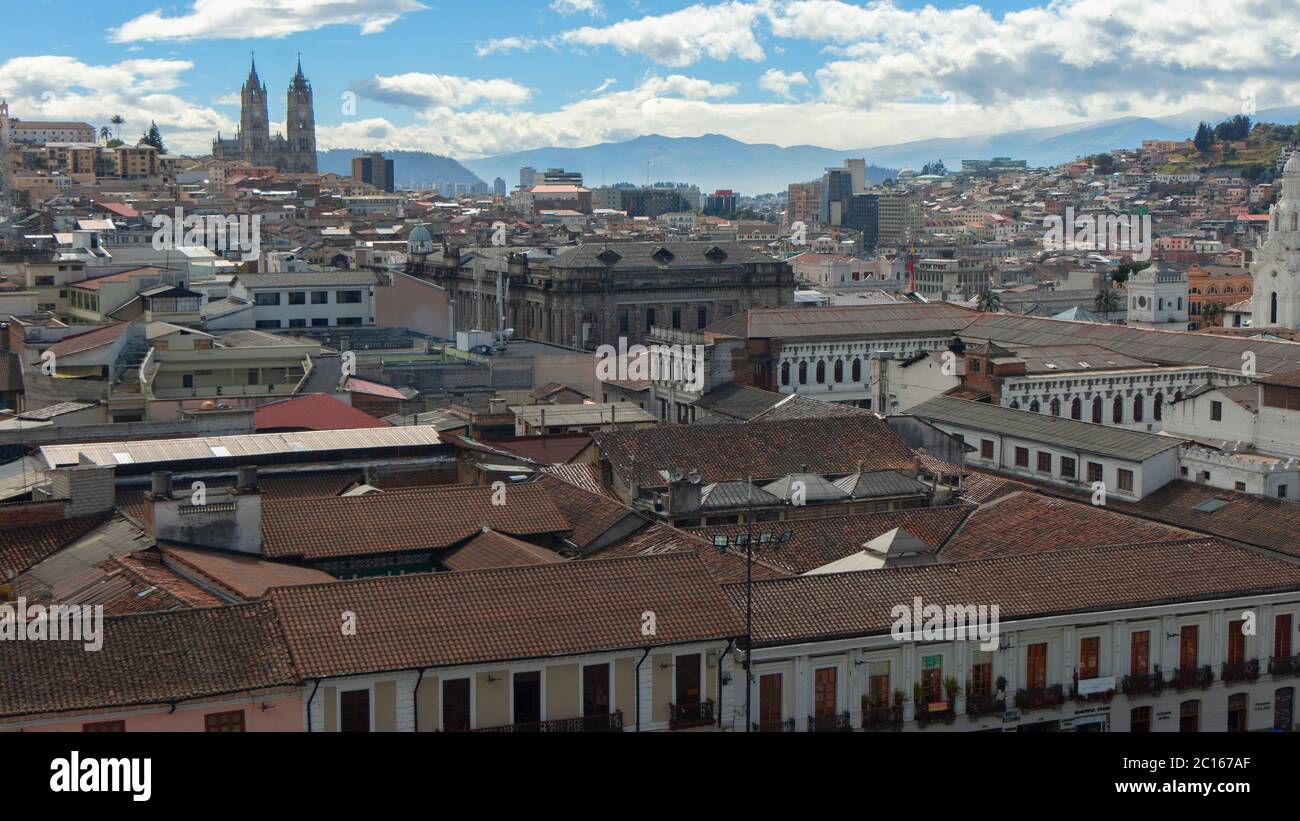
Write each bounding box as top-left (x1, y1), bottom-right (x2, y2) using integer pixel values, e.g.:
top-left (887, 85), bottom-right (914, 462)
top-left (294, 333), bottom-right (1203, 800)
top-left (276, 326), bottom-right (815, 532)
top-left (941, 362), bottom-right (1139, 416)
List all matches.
top-left (670, 468), bottom-right (685, 483)
top-left (687, 469), bottom-right (702, 485)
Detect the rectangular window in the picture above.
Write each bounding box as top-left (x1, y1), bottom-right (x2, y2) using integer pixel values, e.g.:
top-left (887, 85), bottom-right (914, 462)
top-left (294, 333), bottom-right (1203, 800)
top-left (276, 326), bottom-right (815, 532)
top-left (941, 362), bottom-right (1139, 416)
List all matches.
top-left (759, 673), bottom-right (783, 727)
top-left (1079, 637), bottom-right (1100, 680)
top-left (646, 308), bottom-right (656, 332)
top-left (1180, 699), bottom-right (1200, 733)
top-left (1131, 706), bottom-right (1151, 733)
top-left (697, 306), bottom-right (707, 329)
top-left (970, 651), bottom-right (992, 697)
top-left (671, 307), bottom-right (682, 329)
top-left (1026, 643), bottom-right (1048, 690)
top-left (1228, 693), bottom-right (1248, 732)
top-left (337, 290), bottom-right (363, 304)
top-left (83, 720), bottom-right (125, 732)
top-left (204, 710), bottom-right (245, 732)
top-left (288, 319), bottom-right (306, 328)
top-left (1180, 625), bottom-right (1199, 669)
top-left (1036, 451), bottom-right (1052, 473)
top-left (255, 320), bottom-right (281, 329)
top-left (311, 291), bottom-right (329, 304)
top-left (1060, 456), bottom-right (1077, 479)
top-left (1117, 469), bottom-right (1134, 493)
top-left (288, 291), bottom-right (306, 305)
top-left (1130, 631), bottom-right (1150, 676)
top-left (813, 667), bottom-right (838, 719)
top-left (254, 292), bottom-right (281, 306)
top-left (980, 440), bottom-right (994, 460)
top-left (920, 655), bottom-right (943, 702)
top-left (1014, 447), bottom-right (1029, 468)
top-left (340, 689), bottom-right (370, 732)
top-left (618, 309), bottom-right (629, 335)
top-left (1228, 619), bottom-right (1247, 666)
top-left (442, 679), bottom-right (470, 732)
top-left (1211, 401), bottom-right (1223, 421)
top-left (582, 664), bottom-right (611, 718)
top-left (1087, 462), bottom-right (1103, 484)
top-left (1235, 481), bottom-right (1247, 492)
top-left (1276, 614), bottom-right (1294, 659)
top-left (867, 661), bottom-right (890, 706)
top-left (312, 318), bottom-right (330, 327)
top-left (337, 317), bottom-right (363, 326)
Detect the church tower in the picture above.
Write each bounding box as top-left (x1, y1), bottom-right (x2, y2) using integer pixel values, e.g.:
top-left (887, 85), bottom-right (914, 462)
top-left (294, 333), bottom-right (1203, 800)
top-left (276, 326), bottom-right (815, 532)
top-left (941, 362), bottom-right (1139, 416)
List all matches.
top-left (239, 56), bottom-right (271, 156)
top-left (1252, 152), bottom-right (1300, 330)
top-left (285, 55), bottom-right (317, 173)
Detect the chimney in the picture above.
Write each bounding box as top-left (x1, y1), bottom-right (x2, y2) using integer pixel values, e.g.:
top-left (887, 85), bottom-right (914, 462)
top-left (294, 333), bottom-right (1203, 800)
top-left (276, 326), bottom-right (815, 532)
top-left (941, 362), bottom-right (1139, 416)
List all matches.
top-left (150, 471), bottom-right (174, 499)
top-left (44, 464), bottom-right (117, 518)
top-left (237, 465), bottom-right (259, 492)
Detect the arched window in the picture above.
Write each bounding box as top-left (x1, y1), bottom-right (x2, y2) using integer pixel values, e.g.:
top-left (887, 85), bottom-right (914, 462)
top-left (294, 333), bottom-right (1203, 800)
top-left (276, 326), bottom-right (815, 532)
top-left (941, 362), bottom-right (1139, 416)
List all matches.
top-left (1071, 398), bottom-right (1082, 420)
top-left (1009, 400), bottom-right (1019, 410)
top-left (1292, 211), bottom-right (1297, 232)
top-left (1050, 398), bottom-right (1061, 416)
top-left (1153, 393), bottom-right (1163, 421)
top-left (1133, 394), bottom-right (1144, 423)
top-left (1209, 287), bottom-right (1218, 295)
top-left (781, 361), bottom-right (790, 386)
top-left (1224, 286), bottom-right (1233, 295)
top-left (798, 362), bottom-right (808, 385)
top-left (1113, 396), bottom-right (1124, 424)
top-left (1272, 291), bottom-right (1279, 325)
top-left (851, 359), bottom-right (862, 382)
top-left (1242, 285), bottom-right (1250, 294)
top-left (1030, 400), bottom-right (1041, 413)
top-left (815, 361), bottom-right (826, 384)
top-left (1174, 390), bottom-right (1183, 402)
top-left (1092, 396), bottom-right (1103, 424)
top-left (834, 359), bottom-right (844, 383)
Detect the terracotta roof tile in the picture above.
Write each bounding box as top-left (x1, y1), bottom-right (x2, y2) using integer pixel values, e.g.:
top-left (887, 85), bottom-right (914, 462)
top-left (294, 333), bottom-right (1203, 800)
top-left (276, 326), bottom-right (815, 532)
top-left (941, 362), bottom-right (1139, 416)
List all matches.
top-left (268, 554), bottom-right (744, 677)
top-left (440, 529), bottom-right (566, 572)
top-left (0, 513), bottom-right (113, 577)
top-left (734, 539), bottom-right (1300, 647)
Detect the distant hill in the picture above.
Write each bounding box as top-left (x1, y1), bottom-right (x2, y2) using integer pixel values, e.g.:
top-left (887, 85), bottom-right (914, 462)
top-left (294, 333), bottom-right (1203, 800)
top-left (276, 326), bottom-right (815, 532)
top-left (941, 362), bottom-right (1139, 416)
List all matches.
top-left (465, 108), bottom-right (1300, 195)
top-left (317, 149), bottom-right (484, 190)
top-left (465, 134), bottom-right (895, 196)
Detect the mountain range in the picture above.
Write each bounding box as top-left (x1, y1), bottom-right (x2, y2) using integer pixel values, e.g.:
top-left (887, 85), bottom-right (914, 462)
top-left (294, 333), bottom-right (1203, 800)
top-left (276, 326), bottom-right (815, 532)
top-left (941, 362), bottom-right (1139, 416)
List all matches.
top-left (317, 149), bottom-right (484, 191)
top-left (463, 106), bottom-right (1300, 196)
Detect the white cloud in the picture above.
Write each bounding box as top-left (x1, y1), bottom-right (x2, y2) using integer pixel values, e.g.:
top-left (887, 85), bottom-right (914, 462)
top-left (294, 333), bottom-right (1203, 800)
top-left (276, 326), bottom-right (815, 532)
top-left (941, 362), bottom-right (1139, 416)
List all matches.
top-left (475, 37), bottom-right (550, 58)
top-left (0, 55), bottom-right (232, 153)
top-left (757, 68), bottom-right (808, 100)
top-left (109, 0), bottom-right (427, 42)
top-left (551, 0), bottom-right (603, 15)
top-left (351, 73), bottom-right (532, 109)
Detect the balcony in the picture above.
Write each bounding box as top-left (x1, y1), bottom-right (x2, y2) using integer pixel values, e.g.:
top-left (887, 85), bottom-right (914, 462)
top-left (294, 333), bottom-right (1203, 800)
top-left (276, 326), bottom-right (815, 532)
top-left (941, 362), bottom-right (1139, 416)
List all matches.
top-left (1071, 676), bottom-right (1117, 704)
top-left (807, 711), bottom-right (853, 733)
top-left (752, 718), bottom-right (796, 733)
top-left (669, 700), bottom-right (715, 730)
top-left (1014, 685), bottom-right (1065, 712)
top-left (914, 699), bottom-right (955, 728)
top-left (1221, 660), bottom-right (1260, 685)
top-left (861, 703), bottom-right (903, 732)
top-left (474, 711), bottom-right (624, 733)
top-left (1122, 669), bottom-right (1165, 697)
top-left (965, 692), bottom-right (1006, 720)
top-left (1170, 665), bottom-right (1215, 692)
top-left (1269, 654), bottom-right (1300, 678)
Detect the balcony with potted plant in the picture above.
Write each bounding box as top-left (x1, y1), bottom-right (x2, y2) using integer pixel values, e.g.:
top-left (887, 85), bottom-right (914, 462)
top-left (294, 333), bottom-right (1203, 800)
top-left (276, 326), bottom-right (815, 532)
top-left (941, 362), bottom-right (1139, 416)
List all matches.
top-left (1122, 666), bottom-right (1164, 697)
top-left (1070, 672), bottom-right (1117, 704)
top-left (1170, 665), bottom-right (1214, 692)
top-left (965, 675), bottom-right (1007, 720)
top-left (913, 682), bottom-right (955, 728)
top-left (808, 711), bottom-right (853, 732)
top-left (1014, 684), bottom-right (1065, 712)
top-left (1269, 653), bottom-right (1300, 678)
top-left (1220, 659), bottom-right (1260, 686)
top-left (861, 692), bottom-right (904, 732)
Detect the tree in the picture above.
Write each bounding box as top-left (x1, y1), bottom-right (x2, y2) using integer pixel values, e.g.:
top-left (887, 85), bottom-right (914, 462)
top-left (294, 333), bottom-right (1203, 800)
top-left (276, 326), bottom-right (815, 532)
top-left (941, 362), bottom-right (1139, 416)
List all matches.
top-left (976, 291), bottom-right (1003, 312)
top-left (1094, 287), bottom-right (1121, 315)
top-left (1201, 300), bottom-right (1228, 327)
top-left (139, 121), bottom-right (166, 154)
top-left (110, 114), bottom-right (125, 141)
top-left (99, 126), bottom-right (113, 145)
top-left (1194, 122), bottom-right (1214, 153)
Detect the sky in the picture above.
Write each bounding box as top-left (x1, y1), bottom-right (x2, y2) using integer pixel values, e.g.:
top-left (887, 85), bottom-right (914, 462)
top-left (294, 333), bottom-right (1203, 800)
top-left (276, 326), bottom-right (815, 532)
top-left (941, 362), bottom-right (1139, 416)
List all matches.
top-left (1, 0), bottom-right (1297, 158)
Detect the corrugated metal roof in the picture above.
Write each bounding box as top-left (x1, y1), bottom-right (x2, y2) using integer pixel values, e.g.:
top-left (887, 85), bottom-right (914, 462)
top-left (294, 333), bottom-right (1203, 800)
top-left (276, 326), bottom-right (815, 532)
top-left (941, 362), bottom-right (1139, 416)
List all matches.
top-left (908, 396), bottom-right (1183, 462)
top-left (38, 426), bottom-right (444, 469)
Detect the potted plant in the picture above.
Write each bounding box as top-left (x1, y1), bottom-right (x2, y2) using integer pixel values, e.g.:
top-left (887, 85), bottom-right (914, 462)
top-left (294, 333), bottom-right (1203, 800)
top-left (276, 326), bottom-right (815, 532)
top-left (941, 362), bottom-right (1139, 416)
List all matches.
top-left (943, 677), bottom-right (960, 703)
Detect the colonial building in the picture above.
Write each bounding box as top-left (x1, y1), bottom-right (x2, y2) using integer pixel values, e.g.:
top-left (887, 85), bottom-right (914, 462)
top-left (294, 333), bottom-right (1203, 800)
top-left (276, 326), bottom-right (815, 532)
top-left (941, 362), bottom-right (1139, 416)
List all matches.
top-left (1252, 153), bottom-right (1300, 330)
top-left (212, 58), bottom-right (317, 174)
top-left (418, 241), bottom-right (794, 350)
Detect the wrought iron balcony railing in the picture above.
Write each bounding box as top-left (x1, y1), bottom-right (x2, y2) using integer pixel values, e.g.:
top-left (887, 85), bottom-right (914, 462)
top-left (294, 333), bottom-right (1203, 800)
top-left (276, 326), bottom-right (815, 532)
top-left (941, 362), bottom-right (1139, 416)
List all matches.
top-left (473, 711), bottom-right (624, 733)
top-left (669, 700), bottom-right (715, 730)
top-left (1220, 660), bottom-right (1260, 685)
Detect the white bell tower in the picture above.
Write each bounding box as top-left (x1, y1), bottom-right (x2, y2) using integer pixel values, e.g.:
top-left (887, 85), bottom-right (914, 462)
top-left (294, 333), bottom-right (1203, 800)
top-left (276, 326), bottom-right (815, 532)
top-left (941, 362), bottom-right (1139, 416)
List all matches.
top-left (1252, 153), bottom-right (1300, 330)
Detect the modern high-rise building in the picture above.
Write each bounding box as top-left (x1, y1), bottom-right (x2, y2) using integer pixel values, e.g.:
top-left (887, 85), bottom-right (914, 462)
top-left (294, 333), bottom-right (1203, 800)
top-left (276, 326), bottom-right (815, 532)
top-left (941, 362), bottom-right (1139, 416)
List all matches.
top-left (351, 152), bottom-right (395, 193)
top-left (519, 166), bottom-right (537, 189)
top-left (787, 180), bottom-right (821, 229)
top-left (493, 177), bottom-right (506, 198)
top-left (704, 190), bottom-right (738, 218)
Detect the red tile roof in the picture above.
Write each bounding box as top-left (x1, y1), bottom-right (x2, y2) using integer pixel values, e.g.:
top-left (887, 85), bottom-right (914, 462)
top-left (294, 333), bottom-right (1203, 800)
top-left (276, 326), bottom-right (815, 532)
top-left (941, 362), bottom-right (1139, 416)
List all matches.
top-left (594, 415), bottom-right (917, 488)
top-left (688, 505), bottom-right (974, 575)
top-left (253, 394), bottom-right (390, 432)
top-left (260, 483), bottom-right (572, 560)
top-left (734, 539), bottom-right (1300, 648)
top-left (0, 601), bottom-right (297, 719)
top-left (941, 492), bottom-right (1194, 562)
top-left (440, 529), bottom-right (565, 572)
top-left (344, 376), bottom-right (406, 399)
top-left (46, 323), bottom-right (130, 357)
top-left (268, 553), bottom-right (744, 677)
top-left (160, 544), bottom-right (338, 599)
top-left (0, 513), bottom-right (113, 576)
